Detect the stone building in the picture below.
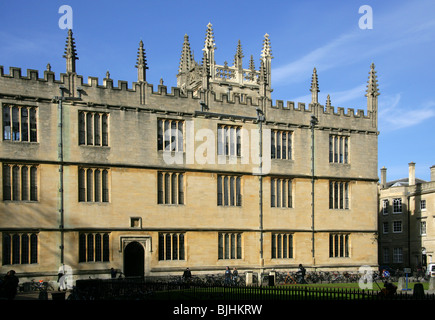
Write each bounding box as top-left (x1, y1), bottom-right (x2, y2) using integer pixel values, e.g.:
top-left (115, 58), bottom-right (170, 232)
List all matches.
top-left (379, 163), bottom-right (435, 271)
top-left (0, 24), bottom-right (379, 282)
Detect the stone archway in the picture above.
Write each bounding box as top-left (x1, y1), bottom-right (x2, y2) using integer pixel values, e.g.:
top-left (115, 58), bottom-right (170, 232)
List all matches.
top-left (123, 241), bottom-right (145, 278)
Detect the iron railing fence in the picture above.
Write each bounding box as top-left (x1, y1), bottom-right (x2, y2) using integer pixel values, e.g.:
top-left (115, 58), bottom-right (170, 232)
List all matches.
top-left (70, 277), bottom-right (435, 301)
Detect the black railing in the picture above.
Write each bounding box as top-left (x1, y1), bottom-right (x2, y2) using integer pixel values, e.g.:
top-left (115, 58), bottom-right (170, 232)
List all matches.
top-left (69, 277), bottom-right (435, 301)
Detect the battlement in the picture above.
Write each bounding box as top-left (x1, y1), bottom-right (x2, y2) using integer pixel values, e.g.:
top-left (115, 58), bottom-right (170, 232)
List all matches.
top-left (271, 100), bottom-right (368, 118)
top-left (0, 63), bottom-right (377, 132)
top-left (0, 25), bottom-right (379, 132)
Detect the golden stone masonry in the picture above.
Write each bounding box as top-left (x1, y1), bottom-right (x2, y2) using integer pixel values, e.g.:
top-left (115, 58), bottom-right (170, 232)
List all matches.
top-left (0, 24), bottom-right (380, 283)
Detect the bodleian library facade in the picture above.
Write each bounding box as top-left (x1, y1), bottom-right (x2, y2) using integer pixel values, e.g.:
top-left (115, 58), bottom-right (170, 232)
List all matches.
top-left (0, 24), bottom-right (380, 282)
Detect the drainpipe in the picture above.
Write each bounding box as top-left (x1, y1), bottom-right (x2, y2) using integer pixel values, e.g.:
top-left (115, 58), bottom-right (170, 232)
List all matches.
top-left (57, 86), bottom-right (66, 264)
top-left (310, 115), bottom-right (318, 264)
top-left (256, 108), bottom-right (265, 269)
top-left (55, 86), bottom-right (82, 264)
top-left (407, 193), bottom-right (411, 268)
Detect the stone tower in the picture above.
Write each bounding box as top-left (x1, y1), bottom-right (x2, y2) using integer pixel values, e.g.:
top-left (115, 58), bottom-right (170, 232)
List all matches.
top-left (176, 23), bottom-right (273, 103)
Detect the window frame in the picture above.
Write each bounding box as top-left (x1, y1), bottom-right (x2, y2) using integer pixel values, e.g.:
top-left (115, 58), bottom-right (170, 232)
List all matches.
top-left (78, 167), bottom-right (110, 203)
top-left (393, 198), bottom-right (402, 214)
top-left (271, 233), bottom-right (294, 259)
top-left (157, 119), bottom-right (185, 153)
top-left (2, 163), bottom-right (39, 202)
top-left (217, 124), bottom-right (242, 157)
top-left (393, 247), bottom-right (403, 263)
top-left (218, 232), bottom-right (242, 260)
top-left (270, 129), bottom-right (293, 160)
top-left (217, 175), bottom-right (242, 207)
top-left (78, 111), bottom-right (109, 147)
top-left (329, 181), bottom-right (350, 210)
top-left (2, 104), bottom-right (38, 143)
top-left (329, 233), bottom-right (350, 258)
top-left (78, 232), bottom-right (110, 263)
top-left (158, 233), bottom-right (185, 261)
top-left (382, 199), bottom-right (389, 215)
top-left (420, 220), bottom-right (427, 236)
top-left (392, 220), bottom-right (402, 233)
top-left (420, 199), bottom-right (426, 211)
top-left (157, 172), bottom-right (185, 205)
top-left (2, 232), bottom-right (38, 265)
top-left (329, 134), bottom-right (349, 164)
top-left (270, 177), bottom-right (293, 208)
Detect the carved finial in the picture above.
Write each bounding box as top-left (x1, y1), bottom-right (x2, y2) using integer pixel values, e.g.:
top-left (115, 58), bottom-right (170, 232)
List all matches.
top-left (202, 50), bottom-right (210, 77)
top-left (311, 67), bottom-right (319, 104)
top-left (204, 22), bottom-right (216, 50)
top-left (179, 34), bottom-right (193, 73)
top-left (326, 94), bottom-right (331, 107)
top-left (261, 33), bottom-right (272, 59)
top-left (202, 23), bottom-right (216, 80)
top-left (366, 63), bottom-right (380, 124)
top-left (63, 29), bottom-right (78, 73)
top-left (366, 62), bottom-right (380, 97)
top-left (46, 63), bottom-right (51, 72)
top-left (105, 70), bottom-right (110, 79)
top-left (234, 40), bottom-right (244, 68)
top-left (260, 34), bottom-right (272, 94)
top-left (160, 78), bottom-right (164, 86)
top-left (249, 55), bottom-right (255, 71)
top-left (259, 59), bottom-right (267, 85)
top-left (135, 40), bottom-right (148, 82)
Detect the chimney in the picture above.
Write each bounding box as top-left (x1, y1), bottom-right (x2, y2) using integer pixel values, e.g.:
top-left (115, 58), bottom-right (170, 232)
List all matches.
top-left (409, 162), bottom-right (415, 186)
top-left (380, 166), bottom-right (387, 188)
top-left (431, 165), bottom-right (435, 181)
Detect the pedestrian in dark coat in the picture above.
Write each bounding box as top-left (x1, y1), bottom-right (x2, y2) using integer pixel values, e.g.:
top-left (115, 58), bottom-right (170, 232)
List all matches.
top-left (2, 270), bottom-right (19, 300)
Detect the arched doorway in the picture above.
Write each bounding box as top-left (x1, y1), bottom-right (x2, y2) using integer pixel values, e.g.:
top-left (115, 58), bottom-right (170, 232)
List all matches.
top-left (123, 241), bottom-right (144, 278)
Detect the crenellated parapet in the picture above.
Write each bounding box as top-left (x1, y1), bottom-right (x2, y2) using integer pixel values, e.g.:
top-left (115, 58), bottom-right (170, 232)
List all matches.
top-left (0, 26), bottom-right (379, 133)
top-left (0, 66), bottom-right (377, 132)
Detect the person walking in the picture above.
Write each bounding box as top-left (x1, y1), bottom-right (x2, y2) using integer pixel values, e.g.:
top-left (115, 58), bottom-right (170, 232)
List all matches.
top-left (232, 268), bottom-right (239, 285)
top-left (182, 268), bottom-right (192, 288)
top-left (110, 268), bottom-right (117, 279)
top-left (224, 266), bottom-right (232, 286)
top-left (2, 270), bottom-right (19, 300)
top-left (297, 264), bottom-right (306, 284)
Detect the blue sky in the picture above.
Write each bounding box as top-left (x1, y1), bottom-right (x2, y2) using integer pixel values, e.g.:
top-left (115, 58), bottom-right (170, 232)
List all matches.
top-left (1, 0), bottom-right (434, 182)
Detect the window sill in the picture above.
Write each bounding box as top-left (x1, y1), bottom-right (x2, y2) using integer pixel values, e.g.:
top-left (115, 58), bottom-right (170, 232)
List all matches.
top-left (217, 205), bottom-right (243, 208)
top-left (2, 140), bottom-right (39, 144)
top-left (79, 144), bottom-right (110, 148)
top-left (78, 201), bottom-right (110, 204)
top-left (3, 200), bottom-right (39, 203)
top-left (271, 158), bottom-right (294, 161)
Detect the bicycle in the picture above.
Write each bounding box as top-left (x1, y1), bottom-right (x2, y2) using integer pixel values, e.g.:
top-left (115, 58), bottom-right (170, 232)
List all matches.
top-left (30, 279), bottom-right (54, 300)
top-left (284, 272), bottom-right (297, 284)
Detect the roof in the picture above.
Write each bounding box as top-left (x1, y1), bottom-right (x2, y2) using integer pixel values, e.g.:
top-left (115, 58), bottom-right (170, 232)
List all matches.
top-left (386, 177), bottom-right (427, 188)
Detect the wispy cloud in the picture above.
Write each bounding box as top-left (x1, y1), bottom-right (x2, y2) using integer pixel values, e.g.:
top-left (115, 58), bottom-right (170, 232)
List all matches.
top-left (379, 95), bottom-right (435, 131)
top-left (272, 32), bottom-right (359, 84)
top-left (0, 31), bottom-right (59, 61)
top-left (290, 83), bottom-right (367, 107)
top-left (272, 1), bottom-right (435, 86)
